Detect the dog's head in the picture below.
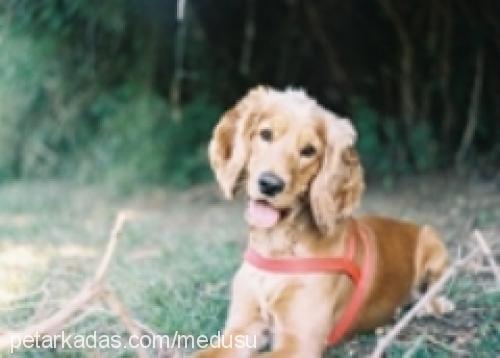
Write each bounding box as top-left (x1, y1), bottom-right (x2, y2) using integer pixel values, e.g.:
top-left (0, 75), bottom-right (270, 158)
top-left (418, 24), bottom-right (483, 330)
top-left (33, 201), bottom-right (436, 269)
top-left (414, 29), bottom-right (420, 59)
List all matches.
top-left (209, 86), bottom-right (364, 234)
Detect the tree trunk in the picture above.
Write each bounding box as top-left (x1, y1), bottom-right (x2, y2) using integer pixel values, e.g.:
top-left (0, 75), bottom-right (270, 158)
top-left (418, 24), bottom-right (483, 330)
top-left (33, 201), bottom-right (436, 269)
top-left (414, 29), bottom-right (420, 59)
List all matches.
top-left (455, 49), bottom-right (485, 167)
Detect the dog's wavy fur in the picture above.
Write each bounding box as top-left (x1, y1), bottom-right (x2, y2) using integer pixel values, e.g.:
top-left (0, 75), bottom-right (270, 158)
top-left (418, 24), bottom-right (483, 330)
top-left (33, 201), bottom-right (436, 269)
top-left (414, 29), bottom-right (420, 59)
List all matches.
top-left (197, 87), bottom-right (451, 358)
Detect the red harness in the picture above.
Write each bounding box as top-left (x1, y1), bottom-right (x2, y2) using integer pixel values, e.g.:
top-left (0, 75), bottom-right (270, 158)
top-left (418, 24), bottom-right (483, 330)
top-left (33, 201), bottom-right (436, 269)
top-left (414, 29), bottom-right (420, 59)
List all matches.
top-left (243, 220), bottom-right (376, 346)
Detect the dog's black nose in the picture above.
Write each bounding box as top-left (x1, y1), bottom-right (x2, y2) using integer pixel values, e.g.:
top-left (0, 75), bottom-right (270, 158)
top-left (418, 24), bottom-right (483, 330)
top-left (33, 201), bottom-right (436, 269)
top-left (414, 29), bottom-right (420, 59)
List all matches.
top-left (258, 172), bottom-right (285, 196)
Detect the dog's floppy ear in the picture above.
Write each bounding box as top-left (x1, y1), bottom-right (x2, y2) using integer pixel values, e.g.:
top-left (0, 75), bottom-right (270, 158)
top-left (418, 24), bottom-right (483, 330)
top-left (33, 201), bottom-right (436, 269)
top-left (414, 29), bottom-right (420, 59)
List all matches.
top-left (310, 110), bottom-right (365, 235)
top-left (208, 87), bottom-right (264, 199)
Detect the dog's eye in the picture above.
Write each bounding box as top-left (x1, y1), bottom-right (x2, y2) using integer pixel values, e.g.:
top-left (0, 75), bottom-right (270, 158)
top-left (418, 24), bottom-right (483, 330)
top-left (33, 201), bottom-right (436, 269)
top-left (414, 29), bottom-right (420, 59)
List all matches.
top-left (300, 145), bottom-right (316, 157)
top-left (259, 128), bottom-right (273, 142)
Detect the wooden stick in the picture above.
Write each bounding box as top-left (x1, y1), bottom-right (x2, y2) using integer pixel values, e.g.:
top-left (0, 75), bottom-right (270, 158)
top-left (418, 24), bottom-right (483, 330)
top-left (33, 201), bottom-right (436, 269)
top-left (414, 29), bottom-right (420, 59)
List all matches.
top-left (0, 211), bottom-right (129, 351)
top-left (0, 282), bottom-right (102, 349)
top-left (370, 246), bottom-right (481, 358)
top-left (130, 319), bottom-right (182, 358)
top-left (473, 230), bottom-right (500, 284)
top-left (95, 211), bottom-right (131, 282)
top-left (402, 335), bottom-right (425, 358)
top-left (104, 290), bottom-right (149, 358)
top-left (423, 333), bottom-right (468, 356)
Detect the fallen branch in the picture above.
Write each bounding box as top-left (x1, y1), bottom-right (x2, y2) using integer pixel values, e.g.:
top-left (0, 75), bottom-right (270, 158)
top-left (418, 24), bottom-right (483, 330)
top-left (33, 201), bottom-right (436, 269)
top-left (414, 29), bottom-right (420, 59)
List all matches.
top-left (104, 290), bottom-right (149, 358)
top-left (402, 335), bottom-right (425, 358)
top-left (370, 246), bottom-right (482, 358)
top-left (0, 211), bottom-right (131, 351)
top-left (421, 333), bottom-right (468, 356)
top-left (473, 230), bottom-right (500, 284)
top-left (126, 317), bottom-right (183, 358)
top-left (0, 282), bottom-right (102, 349)
top-left (95, 211), bottom-right (131, 282)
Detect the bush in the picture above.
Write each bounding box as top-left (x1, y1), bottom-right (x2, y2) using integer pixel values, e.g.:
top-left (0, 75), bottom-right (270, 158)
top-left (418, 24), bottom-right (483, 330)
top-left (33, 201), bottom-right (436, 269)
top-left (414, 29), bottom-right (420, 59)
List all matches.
top-left (77, 88), bottom-right (220, 189)
top-left (0, 11), bottom-right (222, 189)
top-left (351, 99), bottom-right (438, 180)
top-left (0, 32), bottom-right (83, 179)
top-left (0, 1), bottom-right (222, 189)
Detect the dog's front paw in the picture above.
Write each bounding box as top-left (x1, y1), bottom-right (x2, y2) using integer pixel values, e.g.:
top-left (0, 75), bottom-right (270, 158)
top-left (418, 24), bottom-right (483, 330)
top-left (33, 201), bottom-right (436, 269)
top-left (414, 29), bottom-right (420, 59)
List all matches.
top-left (418, 295), bottom-right (455, 317)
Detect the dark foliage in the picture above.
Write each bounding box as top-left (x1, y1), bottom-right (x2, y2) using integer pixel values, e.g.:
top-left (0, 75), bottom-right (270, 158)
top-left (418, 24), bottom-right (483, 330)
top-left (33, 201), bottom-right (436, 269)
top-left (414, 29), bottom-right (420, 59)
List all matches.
top-left (0, 0), bottom-right (498, 186)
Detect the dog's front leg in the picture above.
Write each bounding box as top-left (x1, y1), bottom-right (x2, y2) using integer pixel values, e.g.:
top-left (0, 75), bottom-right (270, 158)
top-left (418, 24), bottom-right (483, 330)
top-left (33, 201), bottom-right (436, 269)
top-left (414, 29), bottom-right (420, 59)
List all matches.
top-left (259, 285), bottom-right (334, 358)
top-left (195, 268), bottom-right (265, 358)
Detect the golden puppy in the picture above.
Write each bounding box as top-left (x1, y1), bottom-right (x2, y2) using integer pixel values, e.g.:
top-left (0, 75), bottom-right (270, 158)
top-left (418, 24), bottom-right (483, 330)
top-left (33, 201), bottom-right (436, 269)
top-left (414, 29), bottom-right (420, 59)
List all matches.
top-left (196, 87), bottom-right (452, 357)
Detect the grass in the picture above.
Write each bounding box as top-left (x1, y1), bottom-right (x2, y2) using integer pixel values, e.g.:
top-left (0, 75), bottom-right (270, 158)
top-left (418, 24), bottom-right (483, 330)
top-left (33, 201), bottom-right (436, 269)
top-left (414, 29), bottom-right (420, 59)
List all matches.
top-left (0, 176), bottom-right (498, 357)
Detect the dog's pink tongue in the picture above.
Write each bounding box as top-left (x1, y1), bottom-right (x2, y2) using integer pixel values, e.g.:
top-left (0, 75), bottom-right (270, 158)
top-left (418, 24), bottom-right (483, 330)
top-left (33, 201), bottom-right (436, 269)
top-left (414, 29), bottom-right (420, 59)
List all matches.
top-left (246, 200), bottom-right (280, 228)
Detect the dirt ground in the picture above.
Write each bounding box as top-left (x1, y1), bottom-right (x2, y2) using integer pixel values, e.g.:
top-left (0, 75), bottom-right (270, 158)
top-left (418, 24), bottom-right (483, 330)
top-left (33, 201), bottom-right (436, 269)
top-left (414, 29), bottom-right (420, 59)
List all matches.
top-left (0, 174), bottom-right (498, 357)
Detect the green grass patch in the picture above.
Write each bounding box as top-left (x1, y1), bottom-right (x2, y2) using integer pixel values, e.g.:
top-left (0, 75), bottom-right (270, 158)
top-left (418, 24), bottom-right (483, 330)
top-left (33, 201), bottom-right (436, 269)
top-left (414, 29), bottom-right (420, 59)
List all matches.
top-left (0, 181), bottom-right (498, 356)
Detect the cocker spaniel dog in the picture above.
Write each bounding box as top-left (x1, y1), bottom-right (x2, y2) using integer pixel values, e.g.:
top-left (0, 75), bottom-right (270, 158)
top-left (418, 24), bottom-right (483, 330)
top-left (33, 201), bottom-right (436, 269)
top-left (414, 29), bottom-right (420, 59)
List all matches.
top-left (196, 87), bottom-right (452, 357)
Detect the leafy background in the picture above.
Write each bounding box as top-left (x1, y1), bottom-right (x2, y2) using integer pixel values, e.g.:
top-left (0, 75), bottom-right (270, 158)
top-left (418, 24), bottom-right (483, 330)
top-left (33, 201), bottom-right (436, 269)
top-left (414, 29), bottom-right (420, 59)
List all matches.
top-left (0, 0), bottom-right (499, 188)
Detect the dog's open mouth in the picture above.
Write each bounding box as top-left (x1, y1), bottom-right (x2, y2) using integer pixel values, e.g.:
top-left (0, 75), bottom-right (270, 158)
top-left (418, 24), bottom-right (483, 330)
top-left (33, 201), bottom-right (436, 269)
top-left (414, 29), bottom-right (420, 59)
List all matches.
top-left (245, 199), bottom-right (289, 228)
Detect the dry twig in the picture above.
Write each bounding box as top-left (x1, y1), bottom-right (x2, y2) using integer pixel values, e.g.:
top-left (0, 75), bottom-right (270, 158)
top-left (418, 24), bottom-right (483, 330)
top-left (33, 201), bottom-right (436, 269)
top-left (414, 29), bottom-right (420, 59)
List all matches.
top-left (104, 290), bottom-right (149, 358)
top-left (422, 333), bottom-right (468, 356)
top-left (402, 335), bottom-right (425, 358)
top-left (0, 211), bottom-right (131, 351)
top-left (473, 230), bottom-right (500, 284)
top-left (370, 246), bottom-right (482, 358)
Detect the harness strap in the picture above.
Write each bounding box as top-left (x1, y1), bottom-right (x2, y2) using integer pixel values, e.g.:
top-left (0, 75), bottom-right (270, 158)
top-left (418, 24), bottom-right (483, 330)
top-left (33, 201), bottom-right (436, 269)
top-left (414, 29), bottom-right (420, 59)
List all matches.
top-left (243, 250), bottom-right (361, 283)
top-left (326, 221), bottom-right (376, 345)
top-left (243, 219), bottom-right (376, 347)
